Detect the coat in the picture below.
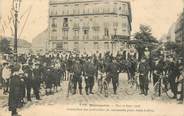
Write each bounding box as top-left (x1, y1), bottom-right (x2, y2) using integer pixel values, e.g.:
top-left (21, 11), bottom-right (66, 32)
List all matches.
top-left (107, 62), bottom-right (120, 78)
top-left (85, 62), bottom-right (96, 77)
top-left (8, 73), bottom-right (22, 111)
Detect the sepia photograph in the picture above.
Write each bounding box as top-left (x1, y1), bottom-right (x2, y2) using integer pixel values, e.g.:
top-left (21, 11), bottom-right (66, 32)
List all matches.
top-left (0, 0), bottom-right (184, 116)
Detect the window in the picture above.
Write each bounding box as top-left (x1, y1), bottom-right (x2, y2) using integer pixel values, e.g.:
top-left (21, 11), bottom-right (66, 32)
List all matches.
top-left (122, 22), bottom-right (127, 32)
top-left (83, 9), bottom-right (85, 14)
top-left (94, 42), bottom-right (99, 49)
top-left (104, 27), bottom-right (109, 37)
top-left (62, 30), bottom-right (68, 40)
top-left (56, 43), bottom-right (63, 50)
top-left (113, 3), bottom-right (117, 13)
top-left (84, 30), bottom-right (88, 35)
top-left (51, 6), bottom-right (57, 15)
top-left (74, 42), bottom-right (79, 51)
top-left (73, 23), bottom-right (79, 30)
top-left (63, 42), bottom-right (68, 50)
top-left (63, 18), bottom-right (68, 27)
top-left (73, 23), bottom-right (79, 40)
top-left (122, 4), bottom-right (127, 14)
top-left (83, 28), bottom-right (89, 40)
top-left (51, 18), bottom-right (57, 32)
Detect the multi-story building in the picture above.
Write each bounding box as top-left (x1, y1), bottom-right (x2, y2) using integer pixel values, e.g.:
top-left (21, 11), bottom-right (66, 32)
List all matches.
top-left (175, 12), bottom-right (184, 46)
top-left (48, 0), bottom-right (132, 55)
top-left (175, 10), bottom-right (184, 57)
top-left (167, 23), bottom-right (176, 42)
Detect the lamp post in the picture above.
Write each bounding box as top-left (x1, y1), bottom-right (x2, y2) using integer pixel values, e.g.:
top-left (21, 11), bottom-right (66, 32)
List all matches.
top-left (13, 0), bottom-right (21, 63)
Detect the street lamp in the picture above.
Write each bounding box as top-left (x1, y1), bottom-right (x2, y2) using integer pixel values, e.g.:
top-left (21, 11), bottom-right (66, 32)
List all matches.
top-left (13, 0), bottom-right (21, 63)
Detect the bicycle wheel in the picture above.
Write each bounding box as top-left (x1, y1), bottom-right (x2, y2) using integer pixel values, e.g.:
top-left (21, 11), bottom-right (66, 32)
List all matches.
top-left (98, 79), bottom-right (103, 93)
top-left (164, 82), bottom-right (174, 99)
top-left (103, 81), bottom-right (108, 97)
top-left (67, 81), bottom-right (71, 97)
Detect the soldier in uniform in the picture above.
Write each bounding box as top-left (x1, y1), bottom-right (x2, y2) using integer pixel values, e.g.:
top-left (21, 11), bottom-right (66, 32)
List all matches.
top-left (84, 57), bottom-right (96, 95)
top-left (106, 58), bottom-right (120, 94)
top-left (138, 57), bottom-right (150, 96)
top-left (45, 66), bottom-right (53, 95)
top-left (32, 63), bottom-right (41, 100)
top-left (22, 63), bottom-right (33, 101)
top-left (72, 57), bottom-right (83, 95)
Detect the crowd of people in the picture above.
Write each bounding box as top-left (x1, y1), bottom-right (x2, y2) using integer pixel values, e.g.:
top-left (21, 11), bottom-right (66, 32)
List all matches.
top-left (0, 49), bottom-right (184, 116)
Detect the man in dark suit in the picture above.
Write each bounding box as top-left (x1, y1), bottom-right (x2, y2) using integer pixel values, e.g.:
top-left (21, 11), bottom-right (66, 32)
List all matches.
top-left (8, 64), bottom-right (22, 116)
top-left (138, 58), bottom-right (150, 96)
top-left (84, 57), bottom-right (97, 95)
top-left (72, 58), bottom-right (83, 95)
top-left (106, 58), bottom-right (120, 95)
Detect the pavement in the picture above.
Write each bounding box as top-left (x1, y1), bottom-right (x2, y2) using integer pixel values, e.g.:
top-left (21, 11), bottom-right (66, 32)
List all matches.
top-left (0, 73), bottom-right (183, 116)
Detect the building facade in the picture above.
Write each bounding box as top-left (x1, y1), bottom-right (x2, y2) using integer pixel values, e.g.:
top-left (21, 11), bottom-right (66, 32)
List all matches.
top-left (48, 0), bottom-right (132, 55)
top-left (167, 23), bottom-right (176, 42)
top-left (175, 12), bottom-right (184, 46)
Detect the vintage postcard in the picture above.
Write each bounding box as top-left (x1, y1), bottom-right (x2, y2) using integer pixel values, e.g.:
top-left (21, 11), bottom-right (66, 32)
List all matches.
top-left (0, 0), bottom-right (184, 116)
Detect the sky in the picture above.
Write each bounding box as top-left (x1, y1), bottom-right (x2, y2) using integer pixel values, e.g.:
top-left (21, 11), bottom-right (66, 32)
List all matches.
top-left (0, 0), bottom-right (183, 43)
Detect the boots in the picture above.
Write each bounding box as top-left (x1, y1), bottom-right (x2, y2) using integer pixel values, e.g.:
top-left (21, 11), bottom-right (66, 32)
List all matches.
top-left (113, 89), bottom-right (117, 95)
top-left (90, 87), bottom-right (94, 94)
top-left (140, 89), bottom-right (144, 95)
top-left (85, 88), bottom-right (89, 95)
top-left (144, 89), bottom-right (148, 96)
top-left (73, 89), bottom-right (76, 95)
top-left (79, 89), bottom-right (83, 95)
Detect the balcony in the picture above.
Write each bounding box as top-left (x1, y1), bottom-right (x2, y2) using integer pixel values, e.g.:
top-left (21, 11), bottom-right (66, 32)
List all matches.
top-left (62, 27), bottom-right (69, 31)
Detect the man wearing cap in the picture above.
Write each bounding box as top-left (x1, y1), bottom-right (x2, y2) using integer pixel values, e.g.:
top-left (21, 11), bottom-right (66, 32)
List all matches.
top-left (32, 63), bottom-right (41, 100)
top-left (22, 63), bottom-right (33, 101)
top-left (106, 58), bottom-right (120, 95)
top-left (72, 58), bottom-right (83, 95)
top-left (138, 58), bottom-right (150, 96)
top-left (84, 57), bottom-right (96, 95)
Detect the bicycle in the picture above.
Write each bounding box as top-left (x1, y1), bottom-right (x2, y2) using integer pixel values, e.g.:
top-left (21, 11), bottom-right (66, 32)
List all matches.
top-left (66, 73), bottom-right (74, 97)
top-left (125, 72), bottom-right (140, 95)
top-left (151, 74), bottom-right (174, 100)
top-left (97, 72), bottom-right (110, 97)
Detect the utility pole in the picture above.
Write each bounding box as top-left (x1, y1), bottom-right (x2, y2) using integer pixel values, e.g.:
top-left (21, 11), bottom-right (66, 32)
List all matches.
top-left (13, 0), bottom-right (21, 63)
